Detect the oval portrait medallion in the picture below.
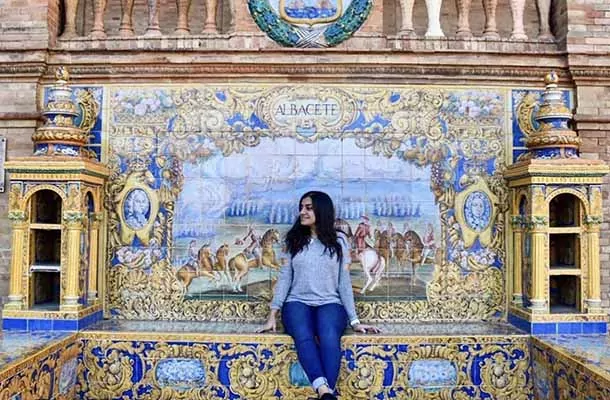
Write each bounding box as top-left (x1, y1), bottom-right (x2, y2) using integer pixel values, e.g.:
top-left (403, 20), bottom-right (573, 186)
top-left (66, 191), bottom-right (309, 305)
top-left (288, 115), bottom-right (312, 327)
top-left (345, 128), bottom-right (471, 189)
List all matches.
top-left (463, 191), bottom-right (492, 233)
top-left (248, 0), bottom-right (373, 47)
top-left (123, 188), bottom-right (152, 230)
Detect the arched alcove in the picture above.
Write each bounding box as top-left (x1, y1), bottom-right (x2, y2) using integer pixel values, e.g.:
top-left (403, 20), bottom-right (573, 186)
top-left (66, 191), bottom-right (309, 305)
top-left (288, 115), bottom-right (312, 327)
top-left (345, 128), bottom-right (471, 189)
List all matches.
top-left (28, 189), bottom-right (63, 310)
top-left (548, 192), bottom-right (585, 314)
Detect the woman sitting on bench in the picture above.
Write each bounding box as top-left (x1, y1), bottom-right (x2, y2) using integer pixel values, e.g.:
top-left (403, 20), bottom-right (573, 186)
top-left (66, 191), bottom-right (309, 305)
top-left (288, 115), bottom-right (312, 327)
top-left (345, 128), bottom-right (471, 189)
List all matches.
top-left (259, 190), bottom-right (380, 400)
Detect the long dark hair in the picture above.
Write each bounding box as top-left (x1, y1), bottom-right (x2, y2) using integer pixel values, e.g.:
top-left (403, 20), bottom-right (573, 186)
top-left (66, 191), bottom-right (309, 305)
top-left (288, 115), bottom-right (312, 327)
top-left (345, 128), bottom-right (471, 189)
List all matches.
top-left (285, 191), bottom-right (342, 262)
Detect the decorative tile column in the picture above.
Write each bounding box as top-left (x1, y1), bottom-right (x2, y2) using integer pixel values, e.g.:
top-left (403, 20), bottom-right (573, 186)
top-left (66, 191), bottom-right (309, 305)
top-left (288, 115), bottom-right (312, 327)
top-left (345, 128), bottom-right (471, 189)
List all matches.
top-left (87, 213), bottom-right (103, 303)
top-left (511, 216), bottom-right (524, 306)
top-left (62, 211), bottom-right (84, 311)
top-left (4, 211), bottom-right (27, 310)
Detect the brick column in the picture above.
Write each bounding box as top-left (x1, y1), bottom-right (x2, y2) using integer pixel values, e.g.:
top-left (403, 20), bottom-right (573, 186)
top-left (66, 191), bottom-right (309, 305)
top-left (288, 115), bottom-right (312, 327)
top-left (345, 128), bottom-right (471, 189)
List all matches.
top-left (566, 0), bottom-right (610, 315)
top-left (229, 0), bottom-right (268, 48)
top-left (576, 113), bottom-right (610, 313)
top-left (345, 0), bottom-right (386, 48)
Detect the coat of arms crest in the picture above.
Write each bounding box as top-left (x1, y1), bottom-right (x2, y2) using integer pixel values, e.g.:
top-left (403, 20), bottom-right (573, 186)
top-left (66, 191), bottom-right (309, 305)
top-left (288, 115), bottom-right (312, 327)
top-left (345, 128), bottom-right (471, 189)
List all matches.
top-left (248, 0), bottom-right (373, 47)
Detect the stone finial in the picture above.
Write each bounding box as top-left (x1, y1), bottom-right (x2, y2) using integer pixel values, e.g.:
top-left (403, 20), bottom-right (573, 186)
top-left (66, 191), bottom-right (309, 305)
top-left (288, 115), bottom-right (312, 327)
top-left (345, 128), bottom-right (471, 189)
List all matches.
top-left (32, 67), bottom-right (88, 157)
top-left (544, 71), bottom-right (558, 86)
top-left (55, 66), bottom-right (70, 83)
top-left (524, 71), bottom-right (580, 159)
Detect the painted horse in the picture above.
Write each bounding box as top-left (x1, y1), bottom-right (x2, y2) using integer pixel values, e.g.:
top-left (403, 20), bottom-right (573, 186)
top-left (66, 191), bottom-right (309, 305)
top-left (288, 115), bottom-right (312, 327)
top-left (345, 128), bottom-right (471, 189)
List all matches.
top-left (356, 248), bottom-right (386, 294)
top-left (176, 244), bottom-right (221, 290)
top-left (374, 229), bottom-right (392, 266)
top-left (228, 228), bottom-right (281, 292)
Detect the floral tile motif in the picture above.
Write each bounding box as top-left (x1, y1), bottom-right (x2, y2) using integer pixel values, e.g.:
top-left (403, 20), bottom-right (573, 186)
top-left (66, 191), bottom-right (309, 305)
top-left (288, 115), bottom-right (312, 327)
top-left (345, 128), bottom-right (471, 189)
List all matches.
top-left (155, 358), bottom-right (206, 389)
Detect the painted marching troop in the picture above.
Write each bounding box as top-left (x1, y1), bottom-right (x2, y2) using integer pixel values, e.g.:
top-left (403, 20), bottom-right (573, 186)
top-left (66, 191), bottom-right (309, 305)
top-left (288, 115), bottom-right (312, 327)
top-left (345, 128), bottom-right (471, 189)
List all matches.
top-left (176, 215), bottom-right (439, 296)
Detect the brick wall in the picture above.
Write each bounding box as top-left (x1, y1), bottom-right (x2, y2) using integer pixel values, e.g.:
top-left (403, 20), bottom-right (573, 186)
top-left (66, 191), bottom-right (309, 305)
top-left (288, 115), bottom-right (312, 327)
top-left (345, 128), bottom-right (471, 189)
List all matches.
top-left (0, 117), bottom-right (38, 307)
top-left (566, 0), bottom-right (610, 53)
top-left (578, 118), bottom-right (610, 312)
top-left (0, 0), bottom-right (50, 309)
top-left (0, 0), bottom-right (51, 49)
top-left (567, 0), bottom-right (610, 314)
top-left (0, 82), bottom-right (40, 309)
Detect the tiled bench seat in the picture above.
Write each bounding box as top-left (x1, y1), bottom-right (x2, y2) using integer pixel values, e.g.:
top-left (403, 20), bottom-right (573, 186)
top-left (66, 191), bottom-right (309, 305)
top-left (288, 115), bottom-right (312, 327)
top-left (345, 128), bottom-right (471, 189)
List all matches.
top-left (77, 320), bottom-right (531, 399)
top-left (3, 321), bottom-right (609, 399)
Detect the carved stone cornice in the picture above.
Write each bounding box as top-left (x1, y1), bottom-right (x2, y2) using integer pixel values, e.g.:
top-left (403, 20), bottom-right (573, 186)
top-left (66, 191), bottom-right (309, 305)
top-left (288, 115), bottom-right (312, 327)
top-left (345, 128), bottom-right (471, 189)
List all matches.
top-left (0, 63), bottom-right (46, 77)
top-left (569, 67), bottom-right (610, 83)
top-left (573, 114), bottom-right (610, 131)
top-left (0, 112), bottom-right (42, 121)
top-left (41, 63), bottom-right (572, 84)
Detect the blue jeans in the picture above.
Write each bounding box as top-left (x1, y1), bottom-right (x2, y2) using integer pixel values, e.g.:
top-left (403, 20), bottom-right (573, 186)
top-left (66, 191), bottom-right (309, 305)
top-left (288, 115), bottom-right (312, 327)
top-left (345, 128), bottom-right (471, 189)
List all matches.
top-left (282, 301), bottom-right (347, 391)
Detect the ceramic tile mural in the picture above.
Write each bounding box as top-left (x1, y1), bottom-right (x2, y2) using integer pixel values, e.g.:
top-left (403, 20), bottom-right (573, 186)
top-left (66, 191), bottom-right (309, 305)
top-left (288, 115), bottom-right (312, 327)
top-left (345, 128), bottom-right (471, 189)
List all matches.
top-left (102, 84), bottom-right (511, 322)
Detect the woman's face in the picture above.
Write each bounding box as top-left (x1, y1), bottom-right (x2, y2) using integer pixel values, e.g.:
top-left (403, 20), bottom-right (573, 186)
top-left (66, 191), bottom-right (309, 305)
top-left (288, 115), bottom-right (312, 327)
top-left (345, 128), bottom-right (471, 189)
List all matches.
top-left (299, 197), bottom-right (316, 228)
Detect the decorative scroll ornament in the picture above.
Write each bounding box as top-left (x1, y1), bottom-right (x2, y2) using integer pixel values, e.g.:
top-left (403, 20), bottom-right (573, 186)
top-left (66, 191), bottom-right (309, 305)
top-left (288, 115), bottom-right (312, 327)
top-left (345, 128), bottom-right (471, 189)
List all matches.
top-left (248, 0), bottom-right (373, 47)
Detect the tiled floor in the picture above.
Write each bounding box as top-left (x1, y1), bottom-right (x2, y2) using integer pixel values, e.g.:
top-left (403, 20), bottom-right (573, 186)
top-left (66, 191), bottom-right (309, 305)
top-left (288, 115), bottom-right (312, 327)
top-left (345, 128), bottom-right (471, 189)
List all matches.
top-left (536, 334), bottom-right (610, 375)
top-left (0, 330), bottom-right (69, 370)
top-left (86, 319), bottom-right (527, 336)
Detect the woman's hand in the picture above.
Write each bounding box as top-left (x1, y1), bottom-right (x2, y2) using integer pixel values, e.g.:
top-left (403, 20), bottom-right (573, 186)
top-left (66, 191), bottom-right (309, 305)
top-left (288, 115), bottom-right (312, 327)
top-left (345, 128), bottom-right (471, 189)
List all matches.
top-left (352, 323), bottom-right (381, 334)
top-left (257, 312), bottom-right (278, 333)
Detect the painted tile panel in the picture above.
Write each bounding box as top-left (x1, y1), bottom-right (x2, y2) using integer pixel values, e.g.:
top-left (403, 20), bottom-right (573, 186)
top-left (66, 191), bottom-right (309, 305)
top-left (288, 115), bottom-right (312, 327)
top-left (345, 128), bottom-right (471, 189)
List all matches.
top-left (98, 84), bottom-right (509, 322)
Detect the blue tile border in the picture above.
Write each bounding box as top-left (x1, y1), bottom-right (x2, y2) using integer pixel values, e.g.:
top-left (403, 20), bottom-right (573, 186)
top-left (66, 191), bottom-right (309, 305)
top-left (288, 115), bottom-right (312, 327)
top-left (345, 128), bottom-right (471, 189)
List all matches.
top-left (557, 322), bottom-right (582, 334)
top-left (2, 318), bottom-right (27, 330)
top-left (508, 313), bottom-right (531, 333)
top-left (531, 323), bottom-right (557, 335)
top-left (508, 312), bottom-right (607, 336)
top-left (582, 322), bottom-right (608, 334)
top-left (2, 310), bottom-right (104, 332)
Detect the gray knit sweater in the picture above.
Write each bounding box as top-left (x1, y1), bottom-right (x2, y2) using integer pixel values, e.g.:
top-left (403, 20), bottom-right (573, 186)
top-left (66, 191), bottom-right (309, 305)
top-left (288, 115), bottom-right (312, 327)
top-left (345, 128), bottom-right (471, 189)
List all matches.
top-left (270, 234), bottom-right (358, 324)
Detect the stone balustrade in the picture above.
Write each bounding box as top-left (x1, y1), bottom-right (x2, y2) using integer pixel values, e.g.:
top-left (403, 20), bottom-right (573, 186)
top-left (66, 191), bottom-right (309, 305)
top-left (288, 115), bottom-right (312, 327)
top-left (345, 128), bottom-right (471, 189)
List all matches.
top-left (57, 0), bottom-right (557, 47)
